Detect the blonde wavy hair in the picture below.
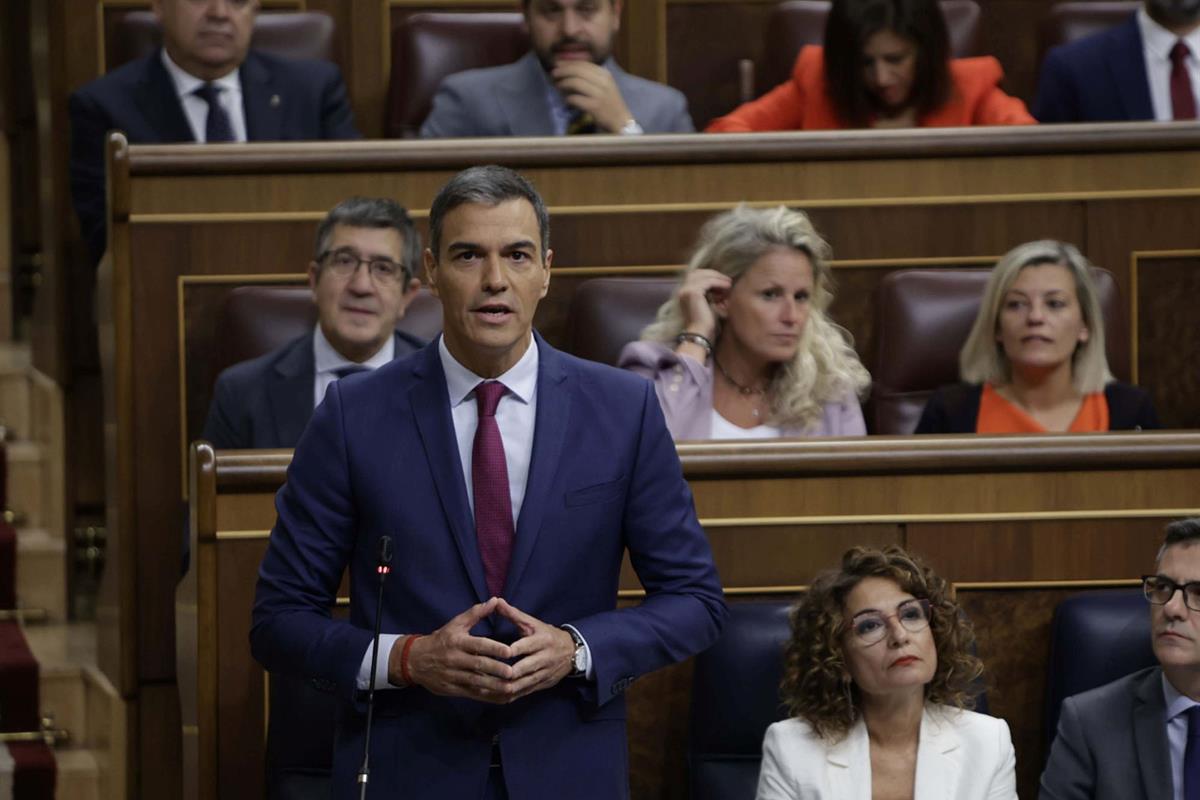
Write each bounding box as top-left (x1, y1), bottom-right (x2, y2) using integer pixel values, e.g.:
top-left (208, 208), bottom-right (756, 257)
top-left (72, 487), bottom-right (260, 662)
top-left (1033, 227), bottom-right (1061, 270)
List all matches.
top-left (641, 206), bottom-right (870, 430)
top-left (780, 545), bottom-right (984, 742)
top-left (959, 240), bottom-right (1113, 394)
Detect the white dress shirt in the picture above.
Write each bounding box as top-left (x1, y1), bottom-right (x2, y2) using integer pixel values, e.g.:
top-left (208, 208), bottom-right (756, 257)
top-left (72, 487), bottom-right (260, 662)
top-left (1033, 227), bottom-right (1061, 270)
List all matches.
top-left (159, 49), bottom-right (248, 142)
top-left (1137, 9), bottom-right (1200, 121)
top-left (311, 326), bottom-right (395, 410)
top-left (357, 334), bottom-right (591, 690)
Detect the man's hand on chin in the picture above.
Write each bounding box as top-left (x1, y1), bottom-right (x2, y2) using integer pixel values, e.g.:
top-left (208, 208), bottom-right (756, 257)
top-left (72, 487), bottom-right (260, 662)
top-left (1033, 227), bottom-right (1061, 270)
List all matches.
top-left (394, 597), bottom-right (518, 704)
top-left (551, 60), bottom-right (634, 133)
top-left (496, 597), bottom-right (577, 700)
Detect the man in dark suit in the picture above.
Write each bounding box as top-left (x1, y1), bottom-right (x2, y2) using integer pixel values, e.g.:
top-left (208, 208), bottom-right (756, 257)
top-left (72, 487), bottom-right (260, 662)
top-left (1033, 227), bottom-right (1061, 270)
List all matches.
top-left (1034, 0), bottom-right (1200, 122)
top-left (69, 0), bottom-right (360, 263)
top-left (250, 166), bottom-right (726, 799)
top-left (1040, 517), bottom-right (1200, 799)
top-left (420, 0), bottom-right (693, 137)
top-left (203, 197), bottom-right (424, 449)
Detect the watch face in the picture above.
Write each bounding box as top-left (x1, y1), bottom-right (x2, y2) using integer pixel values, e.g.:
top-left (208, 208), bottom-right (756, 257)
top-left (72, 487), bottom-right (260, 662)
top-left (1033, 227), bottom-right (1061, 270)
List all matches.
top-left (572, 647), bottom-right (586, 672)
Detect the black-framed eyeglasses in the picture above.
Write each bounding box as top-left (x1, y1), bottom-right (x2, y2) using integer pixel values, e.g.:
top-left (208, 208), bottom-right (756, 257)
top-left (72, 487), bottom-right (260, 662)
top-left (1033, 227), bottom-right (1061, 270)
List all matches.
top-left (319, 249), bottom-right (410, 284)
top-left (845, 598), bottom-right (932, 646)
top-left (1142, 575), bottom-right (1200, 612)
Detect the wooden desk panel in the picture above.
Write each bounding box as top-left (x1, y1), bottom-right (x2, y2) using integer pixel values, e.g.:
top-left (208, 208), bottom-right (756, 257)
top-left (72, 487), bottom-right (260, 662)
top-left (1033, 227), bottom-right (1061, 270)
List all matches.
top-left (188, 437), bottom-right (1200, 800)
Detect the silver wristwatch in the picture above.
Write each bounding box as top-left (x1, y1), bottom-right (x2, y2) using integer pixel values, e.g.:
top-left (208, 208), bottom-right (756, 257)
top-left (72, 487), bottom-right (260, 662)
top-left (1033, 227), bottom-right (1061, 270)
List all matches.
top-left (565, 625), bottom-right (587, 677)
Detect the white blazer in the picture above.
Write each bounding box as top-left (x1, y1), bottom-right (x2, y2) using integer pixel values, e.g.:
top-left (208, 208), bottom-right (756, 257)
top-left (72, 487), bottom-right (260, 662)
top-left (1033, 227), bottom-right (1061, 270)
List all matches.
top-left (755, 705), bottom-right (1017, 800)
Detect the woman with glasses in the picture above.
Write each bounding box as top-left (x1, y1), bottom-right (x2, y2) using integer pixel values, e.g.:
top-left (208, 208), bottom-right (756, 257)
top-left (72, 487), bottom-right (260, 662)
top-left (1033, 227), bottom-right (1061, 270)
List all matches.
top-left (756, 545), bottom-right (1016, 799)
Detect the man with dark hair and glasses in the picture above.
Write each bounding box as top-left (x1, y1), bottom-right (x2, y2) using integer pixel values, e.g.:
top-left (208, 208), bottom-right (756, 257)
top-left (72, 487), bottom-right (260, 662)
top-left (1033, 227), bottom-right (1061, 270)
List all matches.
top-left (1041, 517), bottom-right (1200, 800)
top-left (203, 196), bottom-right (425, 449)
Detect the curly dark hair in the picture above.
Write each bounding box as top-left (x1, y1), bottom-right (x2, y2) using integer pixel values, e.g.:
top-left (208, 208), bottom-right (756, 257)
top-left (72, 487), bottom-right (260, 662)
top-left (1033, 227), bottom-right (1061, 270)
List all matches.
top-left (780, 545), bottom-right (983, 741)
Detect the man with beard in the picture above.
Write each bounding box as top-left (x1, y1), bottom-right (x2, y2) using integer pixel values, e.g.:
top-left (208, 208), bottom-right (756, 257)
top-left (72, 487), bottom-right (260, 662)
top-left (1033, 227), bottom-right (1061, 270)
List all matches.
top-left (1040, 517), bottom-right (1200, 799)
top-left (1034, 0), bottom-right (1200, 121)
top-left (419, 0), bottom-right (693, 137)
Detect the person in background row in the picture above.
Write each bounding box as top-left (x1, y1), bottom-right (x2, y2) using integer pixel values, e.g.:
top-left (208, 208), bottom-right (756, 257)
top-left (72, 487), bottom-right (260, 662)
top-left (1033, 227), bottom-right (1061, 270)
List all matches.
top-left (618, 205), bottom-right (869, 441)
top-left (69, 0), bottom-right (360, 264)
top-left (707, 0), bottom-right (1033, 131)
top-left (1040, 517), bottom-right (1200, 799)
top-left (1034, 0), bottom-right (1200, 123)
top-left (420, 0), bottom-right (693, 137)
top-left (915, 240), bottom-right (1159, 434)
top-left (203, 197), bottom-right (424, 449)
top-left (756, 545), bottom-right (1017, 800)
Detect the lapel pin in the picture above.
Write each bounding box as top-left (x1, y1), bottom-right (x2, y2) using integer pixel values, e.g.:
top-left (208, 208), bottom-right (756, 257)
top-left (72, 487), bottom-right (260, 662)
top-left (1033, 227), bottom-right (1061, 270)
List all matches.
top-left (270, 94), bottom-right (281, 108)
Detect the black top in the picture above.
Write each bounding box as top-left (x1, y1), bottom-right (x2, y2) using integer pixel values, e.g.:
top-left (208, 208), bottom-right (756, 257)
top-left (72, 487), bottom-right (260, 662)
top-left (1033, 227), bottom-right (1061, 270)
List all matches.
top-left (914, 381), bottom-right (1161, 434)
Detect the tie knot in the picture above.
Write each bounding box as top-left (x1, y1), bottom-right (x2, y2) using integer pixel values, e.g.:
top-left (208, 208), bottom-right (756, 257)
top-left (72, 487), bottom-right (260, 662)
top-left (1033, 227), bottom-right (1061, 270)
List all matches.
top-left (1173, 41), bottom-right (1192, 65)
top-left (475, 381), bottom-right (507, 418)
top-left (333, 365), bottom-right (369, 380)
top-left (194, 82), bottom-right (221, 104)
top-left (1187, 705), bottom-right (1200, 737)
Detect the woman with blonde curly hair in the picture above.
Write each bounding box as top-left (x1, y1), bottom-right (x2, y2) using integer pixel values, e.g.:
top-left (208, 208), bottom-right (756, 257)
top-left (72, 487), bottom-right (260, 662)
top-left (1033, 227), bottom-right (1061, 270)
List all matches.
top-left (618, 205), bottom-right (869, 440)
top-left (757, 545), bottom-right (1016, 799)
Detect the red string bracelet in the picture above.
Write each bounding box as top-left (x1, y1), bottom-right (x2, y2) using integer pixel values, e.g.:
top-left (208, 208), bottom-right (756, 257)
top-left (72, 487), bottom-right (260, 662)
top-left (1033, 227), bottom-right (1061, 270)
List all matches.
top-left (400, 634), bottom-right (424, 686)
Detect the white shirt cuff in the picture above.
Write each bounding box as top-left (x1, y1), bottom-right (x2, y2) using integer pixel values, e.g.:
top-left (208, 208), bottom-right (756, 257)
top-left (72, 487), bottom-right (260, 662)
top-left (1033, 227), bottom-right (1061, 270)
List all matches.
top-left (562, 624), bottom-right (595, 680)
top-left (356, 633), bottom-right (402, 691)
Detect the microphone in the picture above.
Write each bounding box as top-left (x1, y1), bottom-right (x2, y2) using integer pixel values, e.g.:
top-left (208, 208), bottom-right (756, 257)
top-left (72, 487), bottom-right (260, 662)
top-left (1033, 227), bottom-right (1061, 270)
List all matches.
top-left (357, 535), bottom-right (393, 799)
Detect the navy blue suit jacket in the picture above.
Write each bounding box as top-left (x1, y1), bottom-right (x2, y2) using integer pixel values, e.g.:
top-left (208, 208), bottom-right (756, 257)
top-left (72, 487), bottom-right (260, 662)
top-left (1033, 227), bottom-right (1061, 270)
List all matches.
top-left (69, 48), bottom-right (360, 262)
top-left (1033, 14), bottom-right (1154, 122)
top-left (249, 335), bottom-right (727, 799)
top-left (202, 330), bottom-right (424, 449)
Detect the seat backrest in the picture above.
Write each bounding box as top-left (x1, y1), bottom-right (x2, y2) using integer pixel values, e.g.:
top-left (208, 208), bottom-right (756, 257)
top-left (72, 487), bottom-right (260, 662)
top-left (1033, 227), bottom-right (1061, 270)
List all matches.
top-left (107, 11), bottom-right (336, 71)
top-left (1039, 2), bottom-right (1139, 64)
top-left (759, 0), bottom-right (982, 94)
top-left (1043, 589), bottom-right (1154, 753)
top-left (689, 602), bottom-right (793, 800)
top-left (870, 266), bottom-right (1126, 435)
top-left (386, 12), bottom-right (529, 138)
top-left (214, 286), bottom-right (442, 378)
top-left (565, 277), bottom-right (678, 366)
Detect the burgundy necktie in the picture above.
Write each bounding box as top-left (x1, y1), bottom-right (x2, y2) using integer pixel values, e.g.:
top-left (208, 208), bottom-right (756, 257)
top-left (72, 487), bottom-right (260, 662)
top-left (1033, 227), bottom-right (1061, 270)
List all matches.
top-left (1171, 41), bottom-right (1197, 121)
top-left (472, 381), bottom-right (514, 597)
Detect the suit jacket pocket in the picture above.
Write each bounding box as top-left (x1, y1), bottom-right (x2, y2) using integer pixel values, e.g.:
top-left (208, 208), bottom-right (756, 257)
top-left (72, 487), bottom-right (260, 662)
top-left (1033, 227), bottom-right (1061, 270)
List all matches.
top-left (564, 476), bottom-right (625, 508)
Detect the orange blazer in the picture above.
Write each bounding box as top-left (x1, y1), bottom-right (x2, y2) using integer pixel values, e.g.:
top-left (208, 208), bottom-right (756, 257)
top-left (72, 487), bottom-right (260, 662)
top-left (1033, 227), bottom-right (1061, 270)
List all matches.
top-left (707, 46), bottom-right (1034, 132)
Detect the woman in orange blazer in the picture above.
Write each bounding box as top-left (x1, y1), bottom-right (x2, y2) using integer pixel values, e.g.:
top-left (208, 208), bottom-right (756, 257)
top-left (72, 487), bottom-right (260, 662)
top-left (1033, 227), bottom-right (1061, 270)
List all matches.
top-left (708, 0), bottom-right (1033, 132)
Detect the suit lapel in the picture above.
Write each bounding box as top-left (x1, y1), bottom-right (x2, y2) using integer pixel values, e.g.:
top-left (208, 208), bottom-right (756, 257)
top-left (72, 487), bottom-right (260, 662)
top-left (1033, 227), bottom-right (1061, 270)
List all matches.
top-left (268, 336), bottom-right (316, 447)
top-left (240, 51), bottom-right (283, 141)
top-left (1133, 667), bottom-right (1173, 798)
top-left (498, 53), bottom-right (558, 136)
top-left (913, 707), bottom-right (961, 800)
top-left (502, 335), bottom-right (570, 596)
top-left (409, 346), bottom-right (489, 603)
top-left (1109, 16), bottom-right (1155, 120)
top-left (139, 51), bottom-right (196, 142)
top-left (827, 719), bottom-right (870, 800)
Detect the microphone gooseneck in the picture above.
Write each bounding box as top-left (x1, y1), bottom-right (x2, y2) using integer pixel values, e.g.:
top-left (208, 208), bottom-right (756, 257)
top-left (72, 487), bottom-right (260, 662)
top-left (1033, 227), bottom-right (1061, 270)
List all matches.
top-left (357, 535), bottom-right (393, 799)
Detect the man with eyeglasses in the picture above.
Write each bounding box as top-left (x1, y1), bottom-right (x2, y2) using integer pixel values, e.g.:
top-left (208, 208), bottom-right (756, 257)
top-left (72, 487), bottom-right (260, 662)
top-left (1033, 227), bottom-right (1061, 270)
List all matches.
top-left (1041, 517), bottom-right (1200, 800)
top-left (203, 197), bottom-right (424, 449)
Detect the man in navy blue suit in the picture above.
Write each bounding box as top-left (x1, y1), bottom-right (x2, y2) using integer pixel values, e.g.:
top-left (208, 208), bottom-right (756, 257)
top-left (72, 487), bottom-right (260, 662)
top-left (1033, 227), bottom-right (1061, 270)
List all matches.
top-left (250, 166), bottom-right (727, 799)
top-left (202, 197), bottom-right (425, 449)
top-left (69, 0), bottom-right (360, 263)
top-left (1034, 0), bottom-right (1200, 122)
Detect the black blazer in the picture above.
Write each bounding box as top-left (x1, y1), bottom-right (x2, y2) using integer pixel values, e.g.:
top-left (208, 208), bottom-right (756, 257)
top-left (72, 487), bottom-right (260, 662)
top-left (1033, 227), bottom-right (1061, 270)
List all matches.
top-left (69, 48), bottom-right (360, 262)
top-left (914, 381), bottom-right (1161, 434)
top-left (202, 330), bottom-right (424, 449)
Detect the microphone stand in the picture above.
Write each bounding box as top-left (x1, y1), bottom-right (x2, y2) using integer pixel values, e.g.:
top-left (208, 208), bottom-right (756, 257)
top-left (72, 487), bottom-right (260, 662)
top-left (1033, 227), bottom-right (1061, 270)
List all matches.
top-left (358, 535), bottom-right (393, 799)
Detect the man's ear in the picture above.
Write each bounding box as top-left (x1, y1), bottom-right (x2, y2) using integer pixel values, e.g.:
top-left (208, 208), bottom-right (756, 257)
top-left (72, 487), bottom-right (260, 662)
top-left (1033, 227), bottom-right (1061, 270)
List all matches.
top-left (307, 262), bottom-right (320, 299)
top-left (540, 248), bottom-right (553, 299)
top-left (423, 249), bottom-right (439, 296)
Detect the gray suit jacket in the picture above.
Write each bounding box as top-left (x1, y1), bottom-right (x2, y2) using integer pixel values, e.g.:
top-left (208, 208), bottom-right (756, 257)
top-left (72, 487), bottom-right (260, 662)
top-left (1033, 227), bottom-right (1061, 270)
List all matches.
top-left (419, 51), bottom-right (693, 137)
top-left (1039, 666), bottom-right (1173, 800)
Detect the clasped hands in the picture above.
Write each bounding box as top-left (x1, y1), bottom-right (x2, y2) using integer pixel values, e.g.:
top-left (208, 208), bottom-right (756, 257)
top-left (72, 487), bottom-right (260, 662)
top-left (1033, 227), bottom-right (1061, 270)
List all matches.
top-left (551, 60), bottom-right (633, 133)
top-left (390, 597), bottom-right (576, 704)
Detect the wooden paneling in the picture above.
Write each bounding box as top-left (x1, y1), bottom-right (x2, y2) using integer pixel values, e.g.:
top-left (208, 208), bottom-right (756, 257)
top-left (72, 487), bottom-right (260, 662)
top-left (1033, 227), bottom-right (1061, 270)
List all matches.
top-left (1135, 254), bottom-right (1200, 429)
top-left (189, 440), bottom-right (1199, 800)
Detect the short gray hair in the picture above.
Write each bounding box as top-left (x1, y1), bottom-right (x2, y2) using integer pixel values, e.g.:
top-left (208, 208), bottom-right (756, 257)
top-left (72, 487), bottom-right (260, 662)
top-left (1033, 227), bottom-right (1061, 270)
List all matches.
top-left (427, 165), bottom-right (550, 259)
top-left (313, 196), bottom-right (421, 280)
top-left (959, 240), bottom-right (1113, 393)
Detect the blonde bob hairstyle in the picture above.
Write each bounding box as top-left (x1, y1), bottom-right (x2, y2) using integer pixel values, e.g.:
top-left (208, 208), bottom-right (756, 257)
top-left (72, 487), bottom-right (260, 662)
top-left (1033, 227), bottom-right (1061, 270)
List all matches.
top-left (640, 205), bottom-right (869, 430)
top-left (780, 545), bottom-right (984, 741)
top-left (959, 240), bottom-right (1113, 393)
